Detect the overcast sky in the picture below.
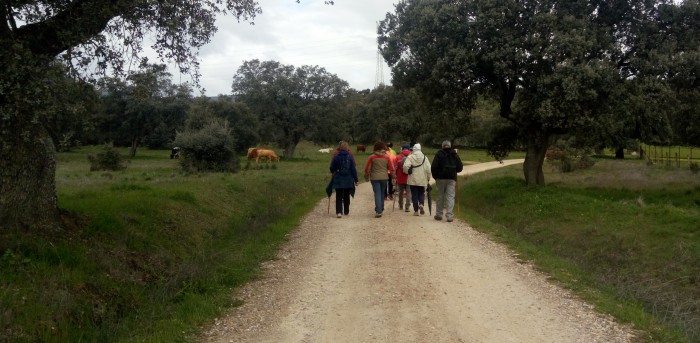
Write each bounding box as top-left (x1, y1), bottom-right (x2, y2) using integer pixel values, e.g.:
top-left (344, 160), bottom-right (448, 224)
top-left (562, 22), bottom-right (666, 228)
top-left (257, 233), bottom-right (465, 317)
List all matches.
top-left (175, 0), bottom-right (398, 96)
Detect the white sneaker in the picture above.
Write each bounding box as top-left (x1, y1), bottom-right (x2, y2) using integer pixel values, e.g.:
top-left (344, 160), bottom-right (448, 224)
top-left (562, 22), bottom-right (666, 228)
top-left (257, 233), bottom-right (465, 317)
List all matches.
top-left (413, 211), bottom-right (419, 216)
top-left (337, 213), bottom-right (342, 218)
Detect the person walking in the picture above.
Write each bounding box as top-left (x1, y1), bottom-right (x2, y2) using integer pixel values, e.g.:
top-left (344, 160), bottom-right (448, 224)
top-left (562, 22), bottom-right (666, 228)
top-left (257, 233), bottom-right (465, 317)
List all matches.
top-left (395, 144), bottom-right (412, 212)
top-left (431, 140), bottom-right (463, 222)
top-left (364, 141), bottom-right (395, 218)
top-left (403, 143), bottom-right (431, 216)
top-left (329, 141), bottom-right (359, 218)
top-left (332, 140), bottom-right (353, 158)
top-left (385, 142), bottom-right (397, 200)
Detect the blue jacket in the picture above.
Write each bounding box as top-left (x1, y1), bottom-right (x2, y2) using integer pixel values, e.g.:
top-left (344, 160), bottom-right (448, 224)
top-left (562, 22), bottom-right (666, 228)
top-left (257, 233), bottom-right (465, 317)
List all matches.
top-left (329, 150), bottom-right (358, 189)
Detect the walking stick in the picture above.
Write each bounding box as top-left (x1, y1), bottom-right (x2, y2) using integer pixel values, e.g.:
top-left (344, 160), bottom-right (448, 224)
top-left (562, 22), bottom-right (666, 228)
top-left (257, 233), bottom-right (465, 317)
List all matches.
top-left (456, 176), bottom-right (460, 215)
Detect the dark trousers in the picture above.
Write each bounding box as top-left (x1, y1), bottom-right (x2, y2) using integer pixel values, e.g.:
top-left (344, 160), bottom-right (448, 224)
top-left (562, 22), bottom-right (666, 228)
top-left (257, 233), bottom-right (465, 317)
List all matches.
top-left (387, 174), bottom-right (394, 197)
top-left (409, 185), bottom-right (426, 212)
top-left (335, 188), bottom-right (352, 215)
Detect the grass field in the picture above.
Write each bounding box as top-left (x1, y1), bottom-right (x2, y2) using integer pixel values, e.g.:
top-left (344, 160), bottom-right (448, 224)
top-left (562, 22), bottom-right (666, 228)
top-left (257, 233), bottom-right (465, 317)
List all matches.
top-left (461, 158), bottom-right (700, 342)
top-left (1, 144), bottom-right (698, 342)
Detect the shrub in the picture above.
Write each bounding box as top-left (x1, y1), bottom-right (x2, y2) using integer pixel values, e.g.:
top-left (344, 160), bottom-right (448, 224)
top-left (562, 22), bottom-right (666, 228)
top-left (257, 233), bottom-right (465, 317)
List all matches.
top-left (690, 162), bottom-right (699, 174)
top-left (546, 139), bottom-right (595, 173)
top-left (173, 120), bottom-right (239, 173)
top-left (57, 131), bottom-right (80, 152)
top-left (87, 144), bottom-right (126, 171)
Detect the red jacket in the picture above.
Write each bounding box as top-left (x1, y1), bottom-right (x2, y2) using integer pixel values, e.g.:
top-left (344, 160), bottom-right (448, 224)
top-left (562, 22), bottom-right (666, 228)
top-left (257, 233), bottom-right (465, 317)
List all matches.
top-left (395, 150), bottom-right (411, 185)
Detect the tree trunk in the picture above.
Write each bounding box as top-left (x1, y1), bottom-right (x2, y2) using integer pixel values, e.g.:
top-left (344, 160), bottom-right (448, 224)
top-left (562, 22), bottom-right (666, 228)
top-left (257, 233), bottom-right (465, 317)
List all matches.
top-left (284, 141), bottom-right (297, 159)
top-left (522, 131), bottom-right (549, 186)
top-left (615, 147), bottom-right (625, 159)
top-left (130, 135), bottom-right (139, 158)
top-left (0, 127), bottom-right (61, 231)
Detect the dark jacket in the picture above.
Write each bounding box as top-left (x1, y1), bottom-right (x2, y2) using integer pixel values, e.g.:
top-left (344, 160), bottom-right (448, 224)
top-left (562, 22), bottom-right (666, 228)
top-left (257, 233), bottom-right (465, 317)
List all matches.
top-left (431, 148), bottom-right (463, 180)
top-left (330, 150), bottom-right (358, 189)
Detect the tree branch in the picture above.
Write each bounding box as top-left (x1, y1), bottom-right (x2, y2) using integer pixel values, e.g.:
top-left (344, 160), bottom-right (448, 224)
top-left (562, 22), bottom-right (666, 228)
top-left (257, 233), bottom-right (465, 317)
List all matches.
top-left (1, 0), bottom-right (13, 36)
top-left (13, 0), bottom-right (135, 57)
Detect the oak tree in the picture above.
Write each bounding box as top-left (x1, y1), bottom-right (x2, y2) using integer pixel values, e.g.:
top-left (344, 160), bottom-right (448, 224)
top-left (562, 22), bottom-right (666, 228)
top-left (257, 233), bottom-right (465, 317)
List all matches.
top-left (232, 59), bottom-right (348, 158)
top-left (378, 0), bottom-right (677, 185)
top-left (1, 0), bottom-right (261, 230)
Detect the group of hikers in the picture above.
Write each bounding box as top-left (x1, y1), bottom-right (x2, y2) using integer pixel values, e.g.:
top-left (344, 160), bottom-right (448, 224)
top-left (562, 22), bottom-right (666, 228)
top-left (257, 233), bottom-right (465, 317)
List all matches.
top-left (329, 140), bottom-right (463, 221)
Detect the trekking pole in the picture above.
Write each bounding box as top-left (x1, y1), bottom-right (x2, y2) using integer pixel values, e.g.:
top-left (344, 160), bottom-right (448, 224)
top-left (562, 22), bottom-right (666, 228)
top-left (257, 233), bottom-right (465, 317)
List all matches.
top-left (456, 176), bottom-right (460, 215)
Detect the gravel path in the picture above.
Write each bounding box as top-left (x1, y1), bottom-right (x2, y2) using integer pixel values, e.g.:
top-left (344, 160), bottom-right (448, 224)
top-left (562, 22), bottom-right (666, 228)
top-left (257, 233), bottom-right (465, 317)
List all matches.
top-left (201, 159), bottom-right (636, 343)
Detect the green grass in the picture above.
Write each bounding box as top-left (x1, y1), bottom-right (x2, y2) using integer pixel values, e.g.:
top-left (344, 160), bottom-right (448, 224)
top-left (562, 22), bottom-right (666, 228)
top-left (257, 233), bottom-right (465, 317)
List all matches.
top-left (459, 159), bottom-right (700, 342)
top-left (0, 142), bottom-right (336, 343)
top-left (4, 145), bottom-right (696, 342)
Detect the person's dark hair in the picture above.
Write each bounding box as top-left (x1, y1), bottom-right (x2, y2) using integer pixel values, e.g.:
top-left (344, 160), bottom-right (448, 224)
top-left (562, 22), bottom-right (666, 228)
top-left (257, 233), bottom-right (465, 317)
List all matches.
top-left (373, 141), bottom-right (386, 152)
top-left (387, 142), bottom-right (393, 148)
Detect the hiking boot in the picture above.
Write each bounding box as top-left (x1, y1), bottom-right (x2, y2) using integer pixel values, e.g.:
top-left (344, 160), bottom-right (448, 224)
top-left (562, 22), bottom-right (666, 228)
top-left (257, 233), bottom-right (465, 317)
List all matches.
top-left (404, 208), bottom-right (410, 212)
top-left (446, 218), bottom-right (454, 222)
top-left (375, 213), bottom-right (382, 218)
top-left (419, 204), bottom-right (425, 215)
top-left (337, 213), bottom-right (342, 218)
top-left (434, 215), bottom-right (442, 221)
top-left (413, 211), bottom-right (419, 216)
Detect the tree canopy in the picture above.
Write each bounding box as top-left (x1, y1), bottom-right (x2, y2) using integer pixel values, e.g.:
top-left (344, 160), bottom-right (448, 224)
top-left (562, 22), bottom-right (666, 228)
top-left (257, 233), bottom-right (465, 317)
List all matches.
top-left (379, 0), bottom-right (690, 185)
top-left (96, 63), bottom-right (192, 156)
top-left (231, 59), bottom-right (348, 158)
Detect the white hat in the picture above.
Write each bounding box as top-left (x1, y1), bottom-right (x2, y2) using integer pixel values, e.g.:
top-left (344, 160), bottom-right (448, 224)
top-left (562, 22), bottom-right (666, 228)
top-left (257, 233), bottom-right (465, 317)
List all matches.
top-left (413, 143), bottom-right (421, 151)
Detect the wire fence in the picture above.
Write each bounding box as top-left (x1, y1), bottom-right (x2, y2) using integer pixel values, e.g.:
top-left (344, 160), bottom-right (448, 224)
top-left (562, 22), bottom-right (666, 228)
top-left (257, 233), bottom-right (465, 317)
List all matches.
top-left (642, 145), bottom-right (698, 169)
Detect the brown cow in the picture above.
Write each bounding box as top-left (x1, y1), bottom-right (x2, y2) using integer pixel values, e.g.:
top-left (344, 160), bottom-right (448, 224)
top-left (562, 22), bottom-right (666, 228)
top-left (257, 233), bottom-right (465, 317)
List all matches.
top-left (356, 144), bottom-right (366, 153)
top-left (256, 149), bottom-right (280, 163)
top-left (247, 147), bottom-right (259, 160)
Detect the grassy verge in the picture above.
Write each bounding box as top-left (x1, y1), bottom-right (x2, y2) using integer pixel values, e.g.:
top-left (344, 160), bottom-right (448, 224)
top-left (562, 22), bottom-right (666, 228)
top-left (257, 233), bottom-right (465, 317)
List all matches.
top-left (459, 159), bottom-right (700, 342)
top-left (5, 145), bottom-right (695, 342)
top-left (0, 142), bottom-right (337, 342)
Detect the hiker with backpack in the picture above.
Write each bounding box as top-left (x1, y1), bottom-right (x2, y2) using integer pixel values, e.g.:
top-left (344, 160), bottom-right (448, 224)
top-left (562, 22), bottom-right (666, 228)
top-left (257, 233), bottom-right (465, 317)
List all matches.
top-left (329, 141), bottom-right (359, 218)
top-left (395, 144), bottom-right (412, 212)
top-left (431, 140), bottom-right (463, 222)
top-left (403, 143), bottom-right (431, 216)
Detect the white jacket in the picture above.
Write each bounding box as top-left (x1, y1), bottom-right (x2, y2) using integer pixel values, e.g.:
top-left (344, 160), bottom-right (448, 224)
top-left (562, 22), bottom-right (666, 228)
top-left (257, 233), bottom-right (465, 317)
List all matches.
top-left (403, 150), bottom-right (431, 187)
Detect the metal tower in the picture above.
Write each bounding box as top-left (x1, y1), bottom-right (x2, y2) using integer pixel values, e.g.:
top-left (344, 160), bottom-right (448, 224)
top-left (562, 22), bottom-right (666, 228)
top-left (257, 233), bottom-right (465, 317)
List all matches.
top-left (375, 22), bottom-right (385, 88)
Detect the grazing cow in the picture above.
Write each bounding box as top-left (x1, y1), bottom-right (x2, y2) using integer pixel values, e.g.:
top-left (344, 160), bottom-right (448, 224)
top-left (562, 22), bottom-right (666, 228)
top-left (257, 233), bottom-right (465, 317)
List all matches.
top-left (356, 144), bottom-right (366, 153)
top-left (318, 147), bottom-right (332, 153)
top-left (256, 149), bottom-right (280, 163)
top-left (247, 147), bottom-right (259, 160)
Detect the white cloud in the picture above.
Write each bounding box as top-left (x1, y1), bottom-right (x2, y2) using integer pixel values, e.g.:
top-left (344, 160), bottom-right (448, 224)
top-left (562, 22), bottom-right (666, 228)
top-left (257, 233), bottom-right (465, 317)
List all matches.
top-left (171, 0), bottom-right (397, 96)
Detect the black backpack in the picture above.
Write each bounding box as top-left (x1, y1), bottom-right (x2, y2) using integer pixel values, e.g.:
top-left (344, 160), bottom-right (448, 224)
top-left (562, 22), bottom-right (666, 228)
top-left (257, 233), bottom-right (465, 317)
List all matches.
top-left (441, 151), bottom-right (458, 178)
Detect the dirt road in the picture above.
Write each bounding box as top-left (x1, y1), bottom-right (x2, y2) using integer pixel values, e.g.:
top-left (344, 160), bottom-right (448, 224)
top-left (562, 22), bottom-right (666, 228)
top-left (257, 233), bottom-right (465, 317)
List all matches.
top-left (201, 159), bottom-right (635, 343)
